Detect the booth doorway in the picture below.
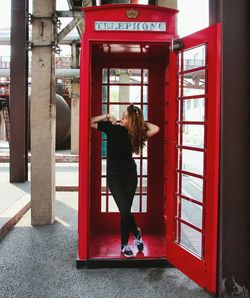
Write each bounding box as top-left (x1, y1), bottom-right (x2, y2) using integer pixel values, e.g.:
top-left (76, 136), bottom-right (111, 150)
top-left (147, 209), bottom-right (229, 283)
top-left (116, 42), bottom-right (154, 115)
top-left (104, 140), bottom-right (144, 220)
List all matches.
top-left (90, 48), bottom-right (167, 258)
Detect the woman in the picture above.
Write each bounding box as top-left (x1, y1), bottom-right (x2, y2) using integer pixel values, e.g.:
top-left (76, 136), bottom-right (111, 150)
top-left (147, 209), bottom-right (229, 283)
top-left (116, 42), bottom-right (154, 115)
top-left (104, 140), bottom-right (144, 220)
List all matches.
top-left (91, 104), bottom-right (159, 257)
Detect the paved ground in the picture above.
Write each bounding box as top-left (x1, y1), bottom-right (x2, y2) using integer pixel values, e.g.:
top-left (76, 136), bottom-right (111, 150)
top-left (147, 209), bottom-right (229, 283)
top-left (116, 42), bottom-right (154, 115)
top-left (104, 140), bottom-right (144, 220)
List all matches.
top-left (0, 192), bottom-right (212, 298)
top-left (0, 143), bottom-right (212, 297)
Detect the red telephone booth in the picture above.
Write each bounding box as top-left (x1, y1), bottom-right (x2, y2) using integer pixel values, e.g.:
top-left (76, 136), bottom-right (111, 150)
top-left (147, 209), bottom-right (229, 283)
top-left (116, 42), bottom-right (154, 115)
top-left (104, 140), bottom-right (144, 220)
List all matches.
top-left (78, 4), bottom-right (221, 294)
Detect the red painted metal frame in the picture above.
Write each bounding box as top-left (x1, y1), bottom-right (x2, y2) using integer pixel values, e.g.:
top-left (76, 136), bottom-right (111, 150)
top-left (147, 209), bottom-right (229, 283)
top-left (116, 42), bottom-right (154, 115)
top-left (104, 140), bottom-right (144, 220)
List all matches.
top-left (78, 4), bottom-right (178, 261)
top-left (165, 24), bottom-right (221, 294)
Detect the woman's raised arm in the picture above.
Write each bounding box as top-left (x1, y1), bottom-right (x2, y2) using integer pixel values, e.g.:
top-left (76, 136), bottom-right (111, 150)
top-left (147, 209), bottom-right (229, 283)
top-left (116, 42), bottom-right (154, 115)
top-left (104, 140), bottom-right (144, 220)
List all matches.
top-left (145, 122), bottom-right (160, 137)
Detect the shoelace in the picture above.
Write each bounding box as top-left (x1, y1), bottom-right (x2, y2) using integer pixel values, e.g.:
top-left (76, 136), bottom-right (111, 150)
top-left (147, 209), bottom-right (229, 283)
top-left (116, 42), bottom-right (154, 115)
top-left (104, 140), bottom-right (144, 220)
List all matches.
top-left (122, 245), bottom-right (131, 252)
top-left (133, 239), bottom-right (143, 246)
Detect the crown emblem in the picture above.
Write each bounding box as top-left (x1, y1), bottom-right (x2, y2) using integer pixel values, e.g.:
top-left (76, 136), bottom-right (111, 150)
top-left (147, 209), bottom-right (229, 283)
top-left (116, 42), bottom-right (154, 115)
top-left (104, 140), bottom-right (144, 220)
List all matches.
top-left (126, 8), bottom-right (139, 19)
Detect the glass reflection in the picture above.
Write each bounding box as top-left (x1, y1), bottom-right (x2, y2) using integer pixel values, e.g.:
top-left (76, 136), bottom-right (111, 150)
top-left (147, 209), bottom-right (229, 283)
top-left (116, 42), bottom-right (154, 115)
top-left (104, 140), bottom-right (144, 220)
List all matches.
top-left (181, 124), bottom-right (205, 148)
top-left (183, 69), bottom-right (206, 96)
top-left (183, 45), bottom-right (206, 71)
top-left (181, 174), bottom-right (203, 202)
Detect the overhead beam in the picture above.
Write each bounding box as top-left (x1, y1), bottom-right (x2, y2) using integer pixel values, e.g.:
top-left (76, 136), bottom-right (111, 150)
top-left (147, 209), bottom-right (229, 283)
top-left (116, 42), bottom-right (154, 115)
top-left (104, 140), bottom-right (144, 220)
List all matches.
top-left (57, 16), bottom-right (83, 43)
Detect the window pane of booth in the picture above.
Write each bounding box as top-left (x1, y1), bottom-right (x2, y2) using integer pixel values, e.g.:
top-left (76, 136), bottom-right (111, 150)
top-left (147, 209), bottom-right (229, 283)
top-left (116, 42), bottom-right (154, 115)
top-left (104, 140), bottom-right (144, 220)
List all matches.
top-left (143, 86), bottom-right (148, 103)
top-left (183, 45), bottom-right (206, 71)
top-left (181, 174), bottom-right (203, 202)
top-left (180, 222), bottom-right (202, 258)
top-left (102, 86), bottom-right (108, 102)
top-left (181, 199), bottom-right (203, 229)
top-left (109, 68), bottom-right (142, 84)
top-left (143, 69), bottom-right (148, 84)
top-left (181, 149), bottom-right (204, 176)
top-left (142, 195), bottom-right (147, 212)
top-left (131, 195), bottom-right (140, 212)
top-left (109, 87), bottom-right (141, 103)
top-left (181, 124), bottom-right (205, 148)
top-left (183, 69), bottom-right (206, 97)
top-left (108, 196), bottom-right (119, 212)
top-left (182, 98), bottom-right (205, 122)
top-left (102, 68), bottom-right (108, 83)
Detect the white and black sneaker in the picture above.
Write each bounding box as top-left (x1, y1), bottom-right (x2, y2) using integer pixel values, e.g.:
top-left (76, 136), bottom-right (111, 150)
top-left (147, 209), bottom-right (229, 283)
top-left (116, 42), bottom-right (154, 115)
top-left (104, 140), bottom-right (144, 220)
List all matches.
top-left (121, 244), bottom-right (134, 258)
top-left (134, 227), bottom-right (144, 252)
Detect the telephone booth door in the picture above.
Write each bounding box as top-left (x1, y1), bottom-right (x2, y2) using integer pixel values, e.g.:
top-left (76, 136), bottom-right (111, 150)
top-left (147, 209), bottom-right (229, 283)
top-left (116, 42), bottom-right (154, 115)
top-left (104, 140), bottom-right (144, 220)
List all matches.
top-left (165, 24), bottom-right (221, 294)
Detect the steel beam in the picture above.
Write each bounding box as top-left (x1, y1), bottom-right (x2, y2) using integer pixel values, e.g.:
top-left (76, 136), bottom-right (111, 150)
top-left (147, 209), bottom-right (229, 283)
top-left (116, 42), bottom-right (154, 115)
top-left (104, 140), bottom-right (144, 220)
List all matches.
top-left (9, 0), bottom-right (28, 182)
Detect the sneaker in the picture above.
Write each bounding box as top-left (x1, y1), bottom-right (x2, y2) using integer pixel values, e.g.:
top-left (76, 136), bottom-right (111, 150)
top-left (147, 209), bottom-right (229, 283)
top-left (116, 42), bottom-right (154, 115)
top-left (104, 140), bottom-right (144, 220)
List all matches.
top-left (121, 244), bottom-right (134, 258)
top-left (134, 227), bottom-right (144, 252)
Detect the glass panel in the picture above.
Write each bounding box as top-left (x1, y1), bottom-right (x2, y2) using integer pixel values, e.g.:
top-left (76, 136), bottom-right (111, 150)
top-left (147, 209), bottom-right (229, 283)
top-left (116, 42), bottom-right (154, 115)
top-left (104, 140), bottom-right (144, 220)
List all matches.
top-left (178, 53), bottom-right (182, 72)
top-left (182, 124), bottom-right (205, 149)
top-left (134, 159), bottom-right (141, 174)
top-left (101, 159), bottom-right (107, 175)
top-left (102, 104), bottom-right (107, 115)
top-left (183, 98), bottom-right (205, 122)
top-left (143, 104), bottom-right (148, 121)
top-left (131, 195), bottom-right (140, 212)
top-left (181, 149), bottom-right (204, 176)
top-left (101, 141), bottom-right (107, 158)
top-left (102, 69), bottom-right (108, 83)
top-left (143, 69), bottom-right (148, 84)
top-left (183, 45), bottom-right (206, 71)
top-left (101, 196), bottom-right (106, 212)
top-left (109, 85), bottom-right (120, 102)
top-left (109, 87), bottom-right (141, 103)
top-left (108, 196), bottom-right (119, 212)
top-left (183, 69), bottom-right (206, 96)
top-left (102, 86), bottom-right (108, 103)
top-left (180, 222), bottom-right (202, 258)
top-left (109, 69), bottom-right (142, 84)
top-left (143, 86), bottom-right (148, 103)
top-left (178, 75), bottom-right (182, 97)
top-left (181, 199), bottom-right (203, 229)
top-left (142, 159), bottom-right (147, 176)
top-left (142, 195), bottom-right (147, 212)
top-left (181, 174), bottom-right (203, 202)
top-left (101, 177), bottom-right (106, 188)
top-left (142, 177), bottom-right (147, 193)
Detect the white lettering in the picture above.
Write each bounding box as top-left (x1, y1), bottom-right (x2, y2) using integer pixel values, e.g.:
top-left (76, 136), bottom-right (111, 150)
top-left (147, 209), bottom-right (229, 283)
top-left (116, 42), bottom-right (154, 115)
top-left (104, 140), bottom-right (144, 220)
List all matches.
top-left (95, 22), bottom-right (166, 32)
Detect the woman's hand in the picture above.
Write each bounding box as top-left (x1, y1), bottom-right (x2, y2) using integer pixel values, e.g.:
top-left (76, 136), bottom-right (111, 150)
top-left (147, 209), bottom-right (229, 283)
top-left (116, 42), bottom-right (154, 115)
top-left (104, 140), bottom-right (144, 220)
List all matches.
top-left (106, 114), bottom-right (117, 125)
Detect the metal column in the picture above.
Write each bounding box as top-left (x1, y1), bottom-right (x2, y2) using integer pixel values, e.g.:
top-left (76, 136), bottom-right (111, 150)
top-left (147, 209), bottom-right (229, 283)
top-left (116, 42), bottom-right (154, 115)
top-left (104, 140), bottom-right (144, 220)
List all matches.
top-left (10, 0), bottom-right (29, 182)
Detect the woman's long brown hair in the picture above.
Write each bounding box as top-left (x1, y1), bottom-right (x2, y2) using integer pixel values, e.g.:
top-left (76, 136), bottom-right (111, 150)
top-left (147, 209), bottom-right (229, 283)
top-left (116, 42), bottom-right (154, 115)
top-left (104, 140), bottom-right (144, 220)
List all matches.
top-left (127, 105), bottom-right (148, 154)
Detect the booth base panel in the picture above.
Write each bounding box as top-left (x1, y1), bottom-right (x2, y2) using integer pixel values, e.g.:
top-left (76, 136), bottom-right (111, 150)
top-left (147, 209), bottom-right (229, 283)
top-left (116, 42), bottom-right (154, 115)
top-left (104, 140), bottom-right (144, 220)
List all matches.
top-left (77, 232), bottom-right (171, 268)
top-left (89, 231), bottom-right (166, 259)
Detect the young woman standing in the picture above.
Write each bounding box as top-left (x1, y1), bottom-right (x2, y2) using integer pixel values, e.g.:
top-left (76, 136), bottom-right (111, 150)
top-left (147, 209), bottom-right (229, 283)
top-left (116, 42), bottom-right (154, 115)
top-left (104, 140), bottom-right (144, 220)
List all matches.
top-left (91, 104), bottom-right (159, 257)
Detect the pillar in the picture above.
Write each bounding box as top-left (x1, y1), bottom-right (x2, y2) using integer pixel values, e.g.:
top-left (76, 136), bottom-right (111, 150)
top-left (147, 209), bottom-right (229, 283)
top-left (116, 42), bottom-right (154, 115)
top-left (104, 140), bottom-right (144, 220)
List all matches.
top-left (71, 80), bottom-right (80, 154)
top-left (70, 42), bottom-right (80, 154)
top-left (209, 0), bottom-right (250, 296)
top-left (31, 0), bottom-right (56, 225)
top-left (9, 0), bottom-right (28, 182)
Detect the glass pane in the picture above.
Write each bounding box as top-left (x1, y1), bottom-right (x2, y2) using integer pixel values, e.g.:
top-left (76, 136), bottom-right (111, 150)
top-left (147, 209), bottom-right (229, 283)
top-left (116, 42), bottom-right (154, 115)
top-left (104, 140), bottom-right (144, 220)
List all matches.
top-left (181, 124), bottom-right (205, 149)
top-left (142, 159), bottom-right (147, 176)
top-left (134, 159), bottom-right (141, 174)
top-left (143, 69), bottom-right (148, 84)
top-left (178, 53), bottom-right (182, 72)
top-left (101, 159), bottom-right (107, 175)
top-left (181, 149), bottom-right (204, 176)
top-left (143, 104), bottom-right (148, 121)
top-left (143, 86), bottom-right (148, 103)
top-left (181, 199), bottom-right (203, 229)
top-left (101, 177), bottom-right (106, 188)
top-left (180, 222), bottom-right (202, 258)
top-left (102, 86), bottom-right (107, 102)
top-left (142, 177), bottom-right (147, 193)
top-left (142, 195), bottom-right (147, 212)
top-left (181, 174), bottom-right (203, 202)
top-left (102, 69), bottom-right (108, 83)
top-left (183, 98), bottom-right (205, 122)
top-left (183, 45), bottom-right (206, 71)
top-left (102, 104), bottom-right (107, 115)
top-left (101, 196), bottom-right (106, 212)
top-left (183, 69), bottom-right (206, 96)
top-left (101, 141), bottom-right (107, 158)
top-left (131, 195), bottom-right (140, 212)
top-left (109, 86), bottom-right (141, 103)
top-left (109, 69), bottom-right (142, 84)
top-left (108, 196), bottom-right (119, 212)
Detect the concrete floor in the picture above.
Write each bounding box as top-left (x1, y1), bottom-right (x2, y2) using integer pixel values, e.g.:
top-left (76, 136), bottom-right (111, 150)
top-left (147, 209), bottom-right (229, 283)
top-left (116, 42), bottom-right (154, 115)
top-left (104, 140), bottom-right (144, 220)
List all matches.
top-left (0, 192), bottom-right (212, 298)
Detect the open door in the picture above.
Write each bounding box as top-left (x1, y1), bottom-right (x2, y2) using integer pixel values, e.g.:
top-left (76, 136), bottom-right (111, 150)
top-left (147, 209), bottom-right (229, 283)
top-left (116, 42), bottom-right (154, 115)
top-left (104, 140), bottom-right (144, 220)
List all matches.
top-left (165, 24), bottom-right (221, 293)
